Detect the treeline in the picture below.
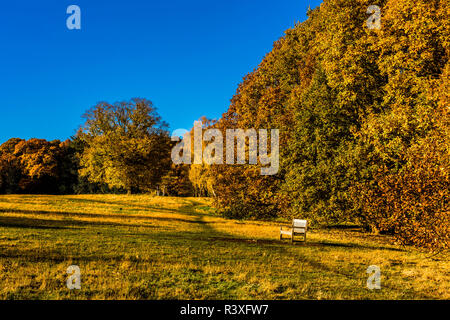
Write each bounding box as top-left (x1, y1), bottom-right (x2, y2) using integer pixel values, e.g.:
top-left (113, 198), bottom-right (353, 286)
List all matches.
top-left (0, 0), bottom-right (448, 250)
top-left (0, 138), bottom-right (78, 194)
top-left (189, 0), bottom-right (449, 250)
top-left (0, 98), bottom-right (193, 197)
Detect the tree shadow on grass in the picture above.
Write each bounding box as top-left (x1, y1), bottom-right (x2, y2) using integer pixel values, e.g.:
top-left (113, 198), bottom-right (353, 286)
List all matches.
top-left (62, 197), bottom-right (210, 217)
top-left (0, 214), bottom-right (157, 230)
top-left (0, 208), bottom-right (212, 227)
top-left (0, 216), bottom-right (72, 230)
top-left (305, 240), bottom-right (407, 252)
top-left (202, 235), bottom-right (405, 252)
top-left (0, 247), bottom-right (144, 264)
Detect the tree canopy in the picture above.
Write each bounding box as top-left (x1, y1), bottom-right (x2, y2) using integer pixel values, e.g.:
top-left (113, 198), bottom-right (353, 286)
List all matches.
top-left (78, 98), bottom-right (173, 194)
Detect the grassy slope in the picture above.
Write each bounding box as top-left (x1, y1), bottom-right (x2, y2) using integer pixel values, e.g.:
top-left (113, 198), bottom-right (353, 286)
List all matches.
top-left (0, 194), bottom-right (448, 300)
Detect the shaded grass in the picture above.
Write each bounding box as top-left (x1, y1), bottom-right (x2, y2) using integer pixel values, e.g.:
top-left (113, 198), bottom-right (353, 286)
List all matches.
top-left (0, 194), bottom-right (448, 300)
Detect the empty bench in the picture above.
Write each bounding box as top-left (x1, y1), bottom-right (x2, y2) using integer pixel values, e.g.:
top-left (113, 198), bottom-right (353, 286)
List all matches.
top-left (280, 219), bottom-right (307, 243)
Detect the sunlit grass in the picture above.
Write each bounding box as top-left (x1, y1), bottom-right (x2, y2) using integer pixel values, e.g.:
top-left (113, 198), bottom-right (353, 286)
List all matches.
top-left (0, 194), bottom-right (448, 299)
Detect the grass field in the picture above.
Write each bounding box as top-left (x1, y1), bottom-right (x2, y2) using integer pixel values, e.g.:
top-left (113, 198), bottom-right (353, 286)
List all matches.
top-left (0, 194), bottom-right (448, 300)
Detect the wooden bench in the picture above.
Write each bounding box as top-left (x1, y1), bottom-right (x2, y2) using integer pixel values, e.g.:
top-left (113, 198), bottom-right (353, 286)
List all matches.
top-left (280, 219), bottom-right (307, 243)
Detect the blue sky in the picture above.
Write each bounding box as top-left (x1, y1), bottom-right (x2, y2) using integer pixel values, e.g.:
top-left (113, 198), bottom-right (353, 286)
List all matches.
top-left (0, 0), bottom-right (321, 143)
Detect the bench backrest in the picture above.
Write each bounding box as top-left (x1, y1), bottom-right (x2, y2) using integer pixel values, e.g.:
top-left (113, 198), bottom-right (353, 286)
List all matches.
top-left (292, 219), bottom-right (307, 233)
top-left (293, 219), bottom-right (307, 228)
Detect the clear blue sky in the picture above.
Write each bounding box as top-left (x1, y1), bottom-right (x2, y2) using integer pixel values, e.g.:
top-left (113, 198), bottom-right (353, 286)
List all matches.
top-left (0, 0), bottom-right (321, 143)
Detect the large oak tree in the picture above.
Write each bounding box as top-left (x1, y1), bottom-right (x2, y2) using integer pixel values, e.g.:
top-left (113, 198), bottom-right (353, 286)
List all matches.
top-left (78, 98), bottom-right (172, 194)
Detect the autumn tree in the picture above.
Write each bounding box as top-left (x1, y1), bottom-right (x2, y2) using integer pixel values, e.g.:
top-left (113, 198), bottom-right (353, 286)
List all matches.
top-left (0, 138), bottom-right (24, 194)
top-left (78, 98), bottom-right (172, 194)
top-left (159, 163), bottom-right (193, 196)
top-left (0, 138), bottom-right (77, 194)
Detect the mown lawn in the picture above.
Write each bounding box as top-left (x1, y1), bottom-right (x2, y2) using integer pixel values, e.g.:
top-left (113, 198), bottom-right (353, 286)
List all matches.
top-left (0, 194), bottom-right (448, 300)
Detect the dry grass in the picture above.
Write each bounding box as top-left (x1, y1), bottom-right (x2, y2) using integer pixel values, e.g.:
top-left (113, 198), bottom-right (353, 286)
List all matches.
top-left (0, 194), bottom-right (448, 299)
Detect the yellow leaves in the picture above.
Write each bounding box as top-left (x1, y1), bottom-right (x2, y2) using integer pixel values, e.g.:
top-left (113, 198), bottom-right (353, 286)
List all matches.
top-left (14, 139), bottom-right (61, 179)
